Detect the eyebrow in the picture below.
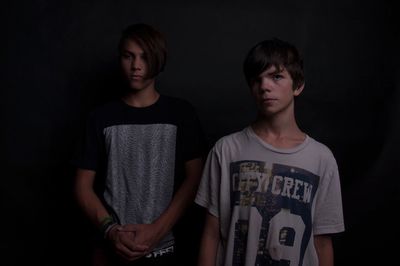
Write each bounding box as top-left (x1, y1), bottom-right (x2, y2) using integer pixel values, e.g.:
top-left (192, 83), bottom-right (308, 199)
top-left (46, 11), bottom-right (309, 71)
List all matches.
top-left (121, 50), bottom-right (145, 56)
top-left (265, 66), bottom-right (285, 75)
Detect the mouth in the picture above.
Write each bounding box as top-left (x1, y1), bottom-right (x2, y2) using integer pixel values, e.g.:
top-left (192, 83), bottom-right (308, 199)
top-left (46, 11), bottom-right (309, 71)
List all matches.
top-left (130, 75), bottom-right (143, 80)
top-left (262, 98), bottom-right (277, 103)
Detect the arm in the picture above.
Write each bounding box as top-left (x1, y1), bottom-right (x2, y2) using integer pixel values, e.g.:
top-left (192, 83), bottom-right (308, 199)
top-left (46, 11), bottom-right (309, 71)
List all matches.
top-left (74, 169), bottom-right (147, 261)
top-left (74, 169), bottom-right (110, 227)
top-left (123, 157), bottom-right (203, 250)
top-left (314, 234), bottom-right (334, 266)
top-left (198, 212), bottom-right (220, 266)
top-left (156, 157), bottom-right (203, 232)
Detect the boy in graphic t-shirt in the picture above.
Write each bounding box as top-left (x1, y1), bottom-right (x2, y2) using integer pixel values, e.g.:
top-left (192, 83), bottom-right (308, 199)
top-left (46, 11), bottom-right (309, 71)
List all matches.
top-left (195, 39), bottom-right (345, 266)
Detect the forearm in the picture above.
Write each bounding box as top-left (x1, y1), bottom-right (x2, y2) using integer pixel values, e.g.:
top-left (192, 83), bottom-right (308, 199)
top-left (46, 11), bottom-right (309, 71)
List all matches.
top-left (314, 235), bottom-right (334, 266)
top-left (198, 212), bottom-right (219, 266)
top-left (75, 171), bottom-right (147, 260)
top-left (74, 169), bottom-right (110, 229)
top-left (153, 158), bottom-right (203, 237)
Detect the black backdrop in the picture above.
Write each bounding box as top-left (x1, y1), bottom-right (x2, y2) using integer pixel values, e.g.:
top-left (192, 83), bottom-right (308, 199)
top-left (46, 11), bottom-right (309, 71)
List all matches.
top-left (2, 0), bottom-right (399, 265)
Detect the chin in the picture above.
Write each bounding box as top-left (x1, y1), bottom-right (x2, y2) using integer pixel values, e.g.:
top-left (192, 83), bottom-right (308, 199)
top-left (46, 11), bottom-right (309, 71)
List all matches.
top-left (258, 109), bottom-right (276, 117)
top-left (127, 82), bottom-right (145, 91)
top-left (128, 86), bottom-right (145, 92)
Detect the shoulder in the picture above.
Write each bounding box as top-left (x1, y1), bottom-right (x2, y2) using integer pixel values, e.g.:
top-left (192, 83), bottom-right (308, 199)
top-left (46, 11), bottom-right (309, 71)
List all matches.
top-left (213, 128), bottom-right (249, 153)
top-left (306, 136), bottom-right (338, 165)
top-left (86, 100), bottom-right (124, 126)
top-left (158, 95), bottom-right (200, 125)
top-left (159, 95), bottom-right (194, 110)
top-left (89, 100), bottom-right (123, 117)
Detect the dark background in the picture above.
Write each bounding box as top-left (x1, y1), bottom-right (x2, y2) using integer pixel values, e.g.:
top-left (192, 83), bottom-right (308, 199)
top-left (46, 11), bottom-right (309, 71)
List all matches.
top-left (2, 0), bottom-right (399, 265)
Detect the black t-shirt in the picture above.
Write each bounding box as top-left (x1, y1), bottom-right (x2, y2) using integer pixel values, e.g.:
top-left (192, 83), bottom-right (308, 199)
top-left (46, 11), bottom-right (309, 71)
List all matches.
top-left (76, 95), bottom-right (205, 249)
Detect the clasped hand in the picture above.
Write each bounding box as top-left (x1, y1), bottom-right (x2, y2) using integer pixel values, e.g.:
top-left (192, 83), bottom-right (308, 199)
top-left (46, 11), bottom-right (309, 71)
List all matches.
top-left (108, 223), bottom-right (163, 262)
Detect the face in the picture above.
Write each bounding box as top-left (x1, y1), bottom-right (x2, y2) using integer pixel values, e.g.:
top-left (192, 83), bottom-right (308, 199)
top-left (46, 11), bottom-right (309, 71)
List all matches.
top-left (120, 39), bottom-right (155, 91)
top-left (251, 65), bottom-right (303, 117)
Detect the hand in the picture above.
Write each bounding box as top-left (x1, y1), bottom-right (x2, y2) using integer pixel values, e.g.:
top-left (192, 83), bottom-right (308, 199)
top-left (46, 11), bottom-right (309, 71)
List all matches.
top-left (107, 225), bottom-right (149, 262)
top-left (121, 223), bottom-right (164, 254)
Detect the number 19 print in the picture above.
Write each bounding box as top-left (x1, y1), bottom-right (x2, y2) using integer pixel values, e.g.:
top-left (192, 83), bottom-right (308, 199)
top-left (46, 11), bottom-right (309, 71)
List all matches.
top-left (229, 161), bottom-right (320, 266)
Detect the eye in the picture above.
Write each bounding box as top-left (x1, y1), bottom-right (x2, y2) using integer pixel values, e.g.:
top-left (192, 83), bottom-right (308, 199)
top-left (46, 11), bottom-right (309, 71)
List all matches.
top-left (121, 53), bottom-right (132, 60)
top-left (273, 74), bottom-right (283, 81)
top-left (252, 77), bottom-right (262, 85)
top-left (140, 53), bottom-right (148, 62)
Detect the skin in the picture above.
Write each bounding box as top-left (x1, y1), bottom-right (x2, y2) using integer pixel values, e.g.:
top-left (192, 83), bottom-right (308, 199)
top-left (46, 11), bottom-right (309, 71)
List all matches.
top-left (250, 65), bottom-right (305, 149)
top-left (75, 169), bottom-right (148, 262)
top-left (198, 65), bottom-right (334, 266)
top-left (314, 235), bottom-right (334, 266)
top-left (197, 213), bottom-right (219, 266)
top-left (119, 39), bottom-right (159, 107)
top-left (75, 39), bottom-right (204, 263)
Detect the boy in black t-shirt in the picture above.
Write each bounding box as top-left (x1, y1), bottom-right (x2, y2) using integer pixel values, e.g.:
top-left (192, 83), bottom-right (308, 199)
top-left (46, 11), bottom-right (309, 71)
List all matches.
top-left (75, 23), bottom-right (205, 265)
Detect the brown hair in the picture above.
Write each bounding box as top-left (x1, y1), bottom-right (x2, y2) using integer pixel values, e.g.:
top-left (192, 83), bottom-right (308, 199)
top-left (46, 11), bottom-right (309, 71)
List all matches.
top-left (119, 23), bottom-right (167, 78)
top-left (243, 38), bottom-right (304, 90)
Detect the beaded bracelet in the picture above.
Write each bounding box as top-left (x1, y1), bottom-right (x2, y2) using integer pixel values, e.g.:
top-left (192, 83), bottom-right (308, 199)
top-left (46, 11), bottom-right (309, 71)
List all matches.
top-left (100, 216), bottom-right (118, 239)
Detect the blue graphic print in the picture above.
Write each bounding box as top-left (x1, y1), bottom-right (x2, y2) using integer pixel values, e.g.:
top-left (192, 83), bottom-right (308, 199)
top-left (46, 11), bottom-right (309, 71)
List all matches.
top-left (230, 161), bottom-right (319, 266)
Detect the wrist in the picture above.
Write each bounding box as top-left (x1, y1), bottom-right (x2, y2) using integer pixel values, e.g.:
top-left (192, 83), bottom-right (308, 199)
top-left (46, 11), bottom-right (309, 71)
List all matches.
top-left (105, 224), bottom-right (120, 241)
top-left (99, 216), bottom-right (119, 239)
top-left (153, 218), bottom-right (170, 239)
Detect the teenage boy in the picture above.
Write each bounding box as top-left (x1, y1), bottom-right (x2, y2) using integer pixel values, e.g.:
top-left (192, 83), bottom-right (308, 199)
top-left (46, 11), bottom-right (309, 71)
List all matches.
top-left (195, 39), bottom-right (345, 266)
top-left (74, 23), bottom-right (204, 265)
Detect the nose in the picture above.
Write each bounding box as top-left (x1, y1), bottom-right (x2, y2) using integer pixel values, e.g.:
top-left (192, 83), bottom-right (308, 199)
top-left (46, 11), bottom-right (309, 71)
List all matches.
top-left (259, 78), bottom-right (272, 93)
top-left (131, 57), bottom-right (142, 70)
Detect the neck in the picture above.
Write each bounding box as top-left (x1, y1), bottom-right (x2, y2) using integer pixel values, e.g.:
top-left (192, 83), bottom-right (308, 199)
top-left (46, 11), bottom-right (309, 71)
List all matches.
top-left (251, 110), bottom-right (305, 148)
top-left (123, 86), bottom-right (159, 108)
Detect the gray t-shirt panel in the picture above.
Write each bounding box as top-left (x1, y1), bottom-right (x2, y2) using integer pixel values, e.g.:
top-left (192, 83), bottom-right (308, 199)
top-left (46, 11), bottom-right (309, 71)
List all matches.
top-left (195, 126), bottom-right (345, 266)
top-left (103, 123), bottom-right (176, 247)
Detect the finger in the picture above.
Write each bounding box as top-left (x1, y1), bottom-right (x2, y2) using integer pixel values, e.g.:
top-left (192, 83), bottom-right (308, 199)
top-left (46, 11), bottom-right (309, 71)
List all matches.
top-left (122, 241), bottom-right (149, 253)
top-left (119, 235), bottom-right (149, 253)
top-left (120, 224), bottom-right (138, 231)
top-left (117, 229), bottom-right (136, 232)
top-left (132, 244), bottom-right (149, 252)
top-left (115, 246), bottom-right (147, 262)
top-left (128, 251), bottom-right (147, 261)
top-left (118, 230), bottom-right (136, 239)
top-left (115, 242), bottom-right (145, 259)
top-left (120, 231), bottom-right (139, 245)
top-left (115, 249), bottom-right (132, 261)
top-left (119, 233), bottom-right (136, 249)
top-left (115, 249), bottom-right (145, 262)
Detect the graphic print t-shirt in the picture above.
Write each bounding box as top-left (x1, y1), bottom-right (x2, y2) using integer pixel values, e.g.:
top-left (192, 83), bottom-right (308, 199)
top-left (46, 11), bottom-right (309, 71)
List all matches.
top-left (195, 127), bottom-right (344, 266)
top-left (77, 95), bottom-right (204, 250)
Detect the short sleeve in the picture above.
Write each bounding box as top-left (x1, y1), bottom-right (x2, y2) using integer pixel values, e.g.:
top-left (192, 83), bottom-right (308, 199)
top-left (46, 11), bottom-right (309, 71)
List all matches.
top-left (313, 162), bottom-right (345, 235)
top-left (179, 102), bottom-right (206, 161)
top-left (73, 111), bottom-right (103, 171)
top-left (195, 146), bottom-right (221, 217)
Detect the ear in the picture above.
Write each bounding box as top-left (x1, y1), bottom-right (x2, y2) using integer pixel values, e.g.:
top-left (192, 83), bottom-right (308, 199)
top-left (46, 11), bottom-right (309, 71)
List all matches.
top-left (293, 83), bottom-right (305, 96)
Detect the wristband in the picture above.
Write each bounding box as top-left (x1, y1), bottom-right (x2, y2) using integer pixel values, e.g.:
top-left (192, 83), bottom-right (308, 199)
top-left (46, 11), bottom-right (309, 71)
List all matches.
top-left (104, 223), bottom-right (119, 239)
top-left (100, 216), bottom-right (119, 239)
